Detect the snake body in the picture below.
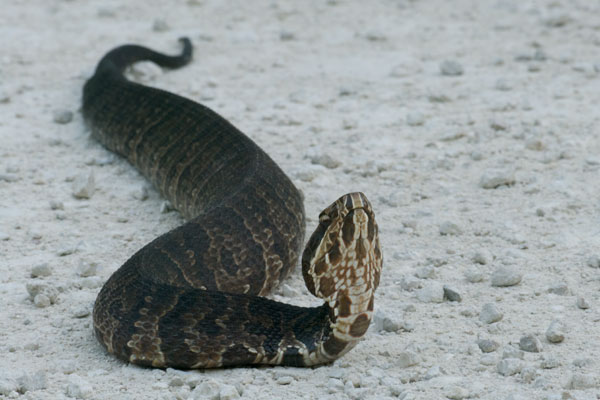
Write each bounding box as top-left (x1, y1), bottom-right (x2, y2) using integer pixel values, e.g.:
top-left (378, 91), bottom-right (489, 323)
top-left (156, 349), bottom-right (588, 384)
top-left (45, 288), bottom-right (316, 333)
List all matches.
top-left (83, 38), bottom-right (382, 368)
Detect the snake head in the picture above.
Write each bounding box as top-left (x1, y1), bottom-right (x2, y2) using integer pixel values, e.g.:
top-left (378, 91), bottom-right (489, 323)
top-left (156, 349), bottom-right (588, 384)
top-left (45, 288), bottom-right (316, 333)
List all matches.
top-left (302, 192), bottom-right (382, 302)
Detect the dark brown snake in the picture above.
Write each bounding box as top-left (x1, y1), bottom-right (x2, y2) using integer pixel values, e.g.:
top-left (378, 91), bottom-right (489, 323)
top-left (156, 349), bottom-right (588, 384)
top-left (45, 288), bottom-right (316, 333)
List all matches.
top-left (83, 38), bottom-right (382, 368)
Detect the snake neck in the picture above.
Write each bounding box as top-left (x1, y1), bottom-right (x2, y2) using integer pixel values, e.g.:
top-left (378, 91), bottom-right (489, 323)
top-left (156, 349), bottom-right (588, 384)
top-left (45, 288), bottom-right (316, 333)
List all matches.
top-left (309, 286), bottom-right (375, 365)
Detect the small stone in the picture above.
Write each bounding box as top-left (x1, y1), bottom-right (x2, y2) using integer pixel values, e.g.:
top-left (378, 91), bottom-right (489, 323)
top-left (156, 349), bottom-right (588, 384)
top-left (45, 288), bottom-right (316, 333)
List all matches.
top-left (276, 376), bottom-right (294, 385)
top-left (71, 171), bottom-right (95, 199)
top-left (479, 170), bottom-right (515, 189)
top-left (545, 320), bottom-right (565, 343)
top-left (495, 79), bottom-right (512, 91)
top-left (415, 265), bottom-right (435, 279)
top-left (406, 112), bottom-right (425, 126)
top-left (279, 31), bottom-right (295, 41)
top-left (49, 200), bottom-right (64, 210)
top-left (416, 282), bottom-right (445, 303)
top-left (480, 354), bottom-right (497, 366)
top-left (491, 267), bottom-right (522, 287)
top-left (0, 173), bottom-right (19, 182)
top-left (565, 373), bottom-right (599, 390)
top-left (443, 285), bottom-right (462, 302)
top-left (72, 305), bottom-right (91, 318)
top-left (502, 346), bottom-right (524, 360)
top-left (17, 371), bottom-right (47, 392)
top-left (219, 384), bottom-right (240, 399)
top-left (53, 109), bottom-right (73, 124)
top-left (191, 379), bottom-right (220, 400)
top-left (26, 283), bottom-right (58, 304)
top-left (439, 221), bottom-right (462, 236)
top-left (78, 276), bottom-right (103, 289)
top-left (440, 60), bottom-right (464, 76)
top-left (30, 263), bottom-right (52, 278)
top-left (519, 366), bottom-right (538, 384)
top-left (586, 255), bottom-right (600, 268)
top-left (465, 267), bottom-right (485, 283)
top-left (547, 283), bottom-right (569, 296)
top-left (160, 201), bottom-right (174, 213)
top-left (310, 154), bottom-right (340, 169)
top-left (543, 13), bottom-right (571, 28)
top-left (525, 139), bottom-right (545, 151)
top-left (519, 334), bottom-right (543, 352)
top-left (131, 185), bottom-right (149, 201)
top-left (446, 386), bottom-right (469, 400)
top-left (540, 355), bottom-right (560, 369)
top-left (397, 350), bottom-right (420, 368)
top-left (401, 275), bottom-right (422, 291)
top-left (479, 303), bottom-right (503, 324)
top-left (76, 262), bottom-right (98, 277)
top-left (497, 359), bottom-right (524, 376)
top-left (152, 18), bottom-right (169, 32)
top-left (34, 294), bottom-right (51, 308)
top-left (477, 339), bottom-right (500, 353)
top-left (576, 297), bottom-right (590, 309)
top-left (0, 375), bottom-right (18, 396)
top-left (472, 250), bottom-right (490, 265)
top-left (65, 374), bottom-right (92, 399)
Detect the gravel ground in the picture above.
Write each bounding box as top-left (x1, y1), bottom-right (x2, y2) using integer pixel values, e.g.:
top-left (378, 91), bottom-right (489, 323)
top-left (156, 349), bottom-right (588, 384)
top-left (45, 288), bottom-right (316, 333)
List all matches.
top-left (2, 0), bottom-right (600, 399)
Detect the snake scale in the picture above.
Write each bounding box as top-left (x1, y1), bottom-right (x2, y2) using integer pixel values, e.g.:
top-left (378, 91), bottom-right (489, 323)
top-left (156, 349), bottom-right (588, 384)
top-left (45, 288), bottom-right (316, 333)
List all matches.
top-left (83, 38), bottom-right (383, 368)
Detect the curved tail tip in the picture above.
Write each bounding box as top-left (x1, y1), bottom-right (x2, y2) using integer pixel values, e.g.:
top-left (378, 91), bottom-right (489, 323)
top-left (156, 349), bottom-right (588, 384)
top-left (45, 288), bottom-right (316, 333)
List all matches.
top-left (178, 37), bottom-right (193, 62)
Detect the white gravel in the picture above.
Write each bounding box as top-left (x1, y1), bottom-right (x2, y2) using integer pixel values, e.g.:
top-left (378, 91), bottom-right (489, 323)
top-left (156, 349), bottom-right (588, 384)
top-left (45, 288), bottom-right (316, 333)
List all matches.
top-left (2, 1), bottom-right (600, 399)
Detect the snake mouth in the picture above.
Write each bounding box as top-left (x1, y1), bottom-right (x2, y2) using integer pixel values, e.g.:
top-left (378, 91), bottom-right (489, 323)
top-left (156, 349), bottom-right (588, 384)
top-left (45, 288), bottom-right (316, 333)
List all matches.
top-left (301, 192), bottom-right (382, 301)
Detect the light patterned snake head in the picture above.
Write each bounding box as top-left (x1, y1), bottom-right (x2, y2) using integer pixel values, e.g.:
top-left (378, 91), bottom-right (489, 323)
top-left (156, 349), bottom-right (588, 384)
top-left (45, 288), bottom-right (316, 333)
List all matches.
top-left (302, 192), bottom-right (382, 304)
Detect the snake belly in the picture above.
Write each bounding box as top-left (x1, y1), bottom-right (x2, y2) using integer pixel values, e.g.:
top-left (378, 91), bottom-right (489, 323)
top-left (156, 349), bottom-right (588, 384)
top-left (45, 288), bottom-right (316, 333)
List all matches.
top-left (83, 38), bottom-right (382, 369)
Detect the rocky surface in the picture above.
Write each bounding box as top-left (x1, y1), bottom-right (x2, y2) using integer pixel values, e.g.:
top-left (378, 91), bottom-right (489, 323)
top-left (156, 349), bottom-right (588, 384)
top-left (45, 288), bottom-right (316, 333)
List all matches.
top-left (2, 0), bottom-right (600, 399)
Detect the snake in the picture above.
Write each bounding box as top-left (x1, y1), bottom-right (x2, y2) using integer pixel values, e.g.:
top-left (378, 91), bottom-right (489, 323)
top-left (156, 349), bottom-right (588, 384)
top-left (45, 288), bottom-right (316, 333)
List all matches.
top-left (83, 38), bottom-right (382, 368)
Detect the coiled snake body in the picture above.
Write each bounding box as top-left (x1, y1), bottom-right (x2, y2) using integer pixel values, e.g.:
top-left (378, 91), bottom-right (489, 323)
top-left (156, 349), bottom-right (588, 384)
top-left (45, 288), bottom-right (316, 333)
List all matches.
top-left (83, 38), bottom-right (382, 368)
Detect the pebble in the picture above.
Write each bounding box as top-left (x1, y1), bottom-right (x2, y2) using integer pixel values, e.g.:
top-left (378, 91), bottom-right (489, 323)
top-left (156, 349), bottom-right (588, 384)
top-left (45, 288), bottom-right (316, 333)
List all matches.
top-left (490, 266), bottom-right (522, 287)
top-left (65, 374), bottom-right (93, 399)
top-left (519, 334), bottom-right (543, 352)
top-left (565, 373), bottom-right (599, 390)
top-left (479, 303), bottom-right (503, 324)
top-left (415, 265), bottom-right (435, 279)
top-left (373, 310), bottom-right (413, 333)
top-left (547, 282), bottom-right (569, 296)
top-left (472, 250), bottom-right (490, 265)
top-left (72, 305), bottom-right (91, 318)
top-left (479, 169), bottom-right (515, 189)
top-left (586, 255), bottom-right (600, 268)
top-left (131, 185), bottom-right (149, 201)
top-left (416, 282), bottom-right (445, 303)
top-left (497, 358), bottom-right (523, 376)
top-left (540, 355), bottom-right (560, 369)
top-left (495, 78), bottom-right (512, 91)
top-left (545, 320), bottom-right (565, 343)
top-left (477, 339), bottom-right (500, 353)
top-left (480, 354), bottom-right (497, 366)
top-left (281, 283), bottom-right (299, 298)
top-left (310, 154), bottom-right (340, 169)
top-left (49, 200), bottom-right (64, 210)
top-left (71, 171), bottom-right (95, 199)
top-left (406, 112), bottom-right (425, 126)
top-left (446, 386), bottom-right (469, 400)
top-left (440, 60), bottom-right (464, 76)
top-left (152, 18), bottom-right (169, 32)
top-left (464, 267), bottom-right (485, 283)
top-left (190, 379), bottom-right (220, 400)
top-left (443, 285), bottom-right (462, 302)
top-left (0, 232), bottom-right (10, 241)
top-left (17, 371), bottom-right (47, 392)
top-left (401, 275), bottom-right (422, 291)
top-left (26, 283), bottom-right (58, 305)
top-left (519, 366), bottom-right (538, 383)
top-left (0, 375), bottom-right (18, 396)
top-left (276, 376), bottom-right (294, 385)
top-left (76, 262), bottom-right (98, 277)
top-left (219, 384), bottom-right (240, 399)
top-left (439, 221), bottom-right (462, 236)
top-left (160, 200), bottom-right (174, 213)
top-left (502, 346), bottom-right (524, 360)
top-left (34, 294), bottom-right (51, 308)
top-left (397, 350), bottom-right (420, 368)
top-left (0, 173), bottom-right (18, 182)
top-left (576, 297), bottom-right (590, 309)
top-left (53, 109), bottom-right (73, 124)
top-left (30, 263), bottom-right (52, 278)
top-left (279, 31), bottom-right (295, 41)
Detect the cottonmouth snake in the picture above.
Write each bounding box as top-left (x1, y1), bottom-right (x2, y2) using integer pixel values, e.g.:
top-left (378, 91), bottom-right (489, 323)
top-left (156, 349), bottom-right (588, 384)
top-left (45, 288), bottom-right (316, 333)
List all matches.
top-left (83, 38), bottom-right (382, 368)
